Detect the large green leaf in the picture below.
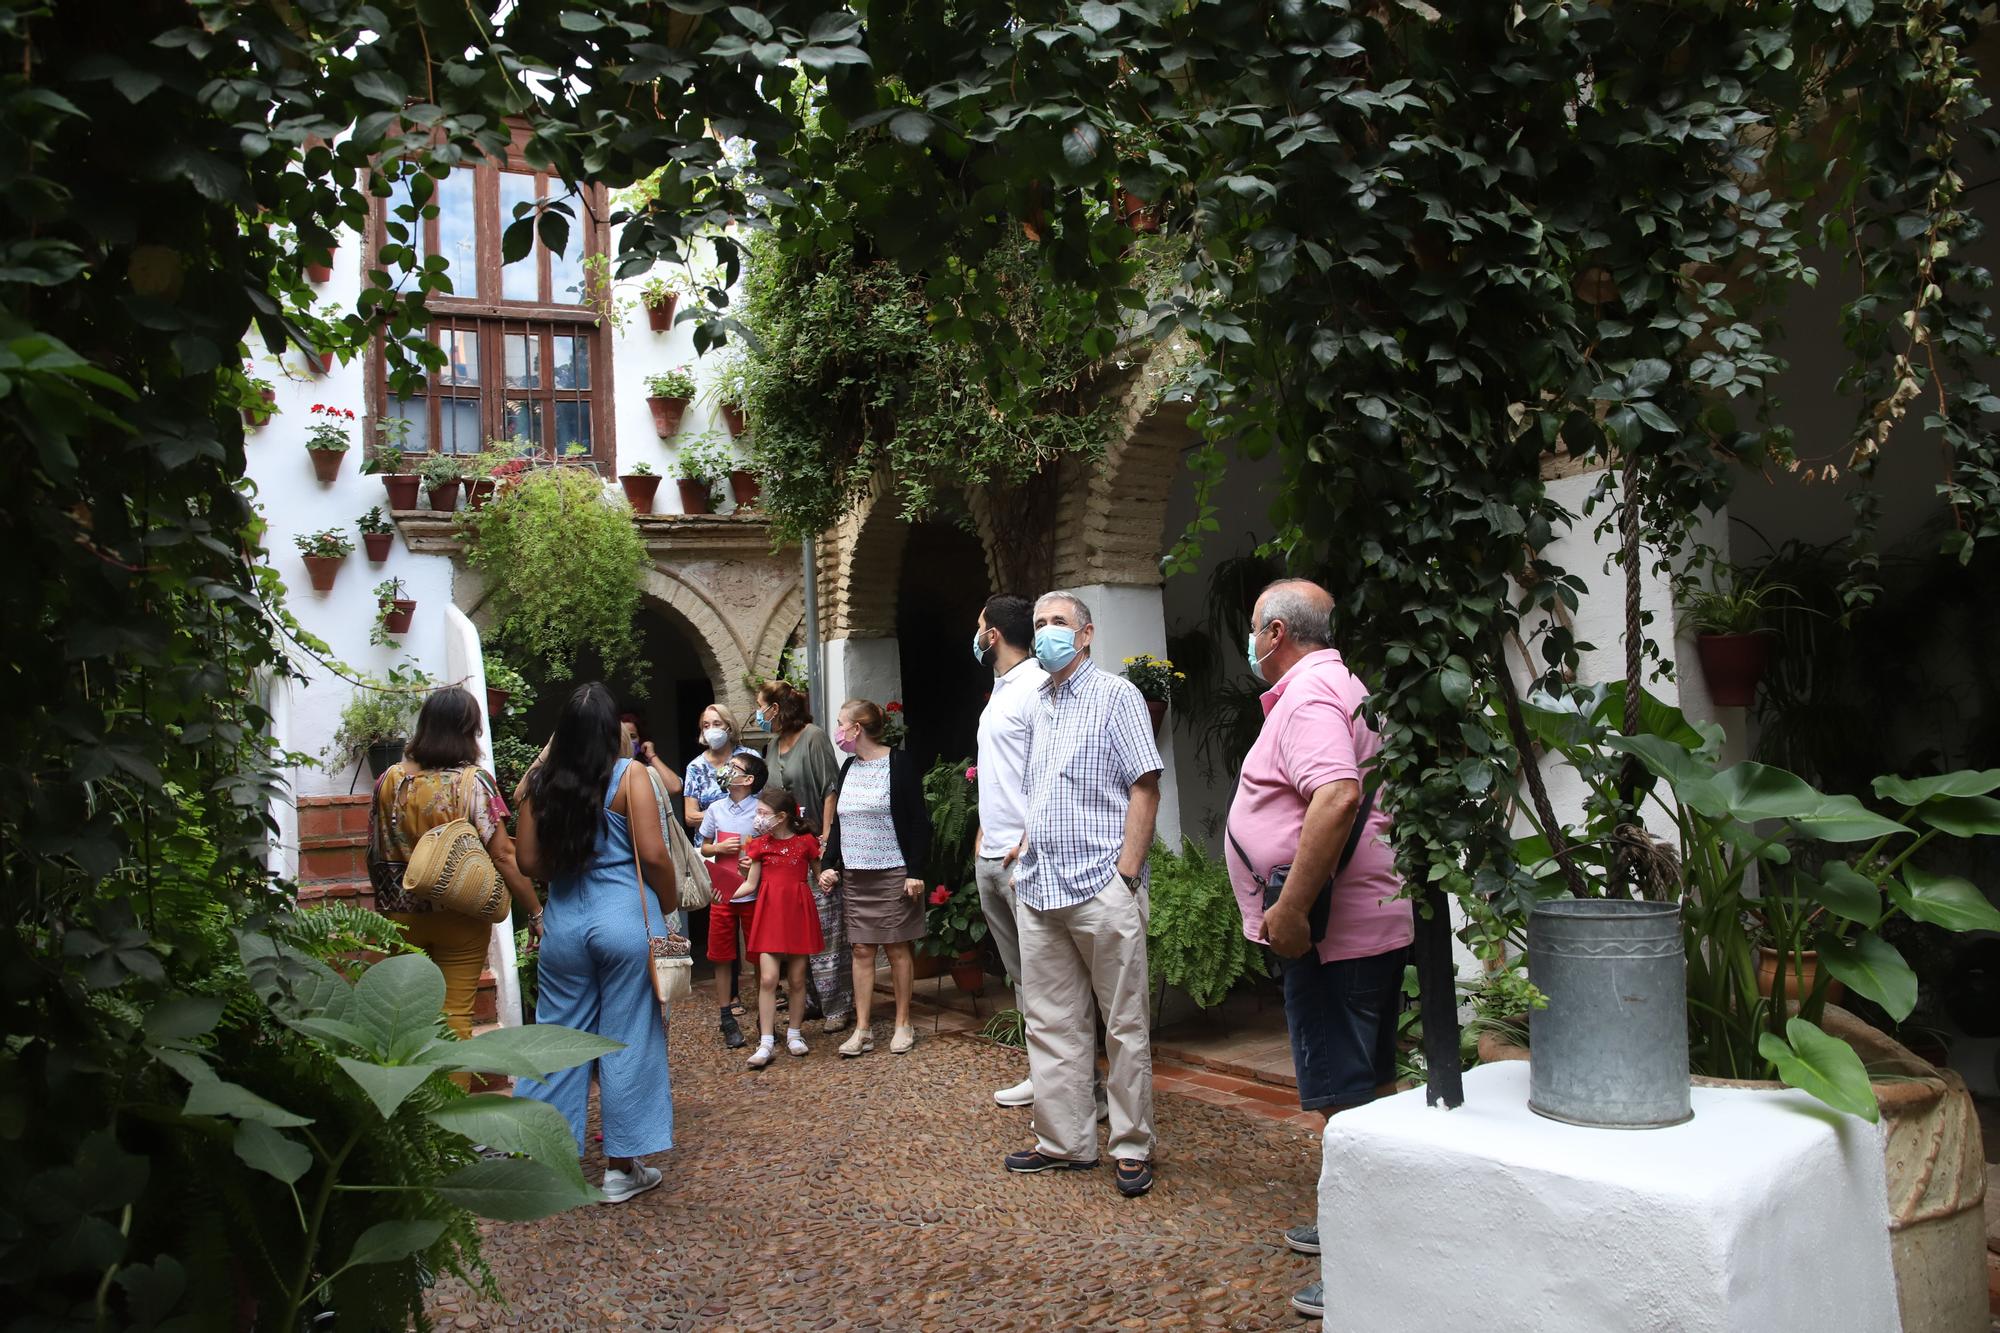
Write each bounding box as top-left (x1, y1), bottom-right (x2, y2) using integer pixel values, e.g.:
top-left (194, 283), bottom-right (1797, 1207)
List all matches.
top-left (1708, 764), bottom-right (1908, 841)
top-left (431, 1157), bottom-right (600, 1220)
top-left (1604, 733), bottom-right (1717, 806)
top-left (1784, 793), bottom-right (1910, 843)
top-left (416, 1023), bottom-right (623, 1081)
top-left (239, 932), bottom-right (352, 1020)
top-left (1757, 1020), bottom-right (1879, 1123)
top-left (1913, 795), bottom-right (2000, 838)
top-left (429, 1096), bottom-right (586, 1191)
top-left (1810, 863), bottom-right (1883, 927)
top-left (1890, 866), bottom-right (2000, 933)
top-left (283, 1015), bottom-right (380, 1055)
top-left (1873, 769), bottom-right (2000, 807)
top-left (343, 1219), bottom-right (445, 1269)
top-left (232, 1121), bottom-right (313, 1185)
top-left (1815, 933), bottom-right (1917, 1022)
top-left (335, 1057), bottom-right (436, 1120)
top-left (184, 1080), bottom-right (313, 1129)
top-left (347, 954), bottom-right (447, 1054)
top-left (144, 996), bottom-right (224, 1043)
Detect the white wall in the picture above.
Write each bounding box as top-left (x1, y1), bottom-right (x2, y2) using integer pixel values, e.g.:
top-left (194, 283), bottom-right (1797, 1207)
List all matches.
top-left (824, 636), bottom-right (902, 718)
top-left (1073, 583), bottom-right (1184, 849)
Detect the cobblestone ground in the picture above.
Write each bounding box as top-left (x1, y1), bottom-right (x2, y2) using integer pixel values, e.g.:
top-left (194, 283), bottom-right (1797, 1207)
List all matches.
top-left (431, 1003), bottom-right (1328, 1331)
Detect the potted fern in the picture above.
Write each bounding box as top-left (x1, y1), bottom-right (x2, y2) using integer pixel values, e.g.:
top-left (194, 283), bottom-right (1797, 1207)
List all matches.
top-left (356, 506), bottom-right (394, 561)
top-left (619, 460), bottom-right (662, 514)
top-left (373, 577), bottom-right (415, 644)
top-left (417, 452), bottom-right (464, 512)
top-left (293, 528), bottom-right (353, 592)
top-left (673, 430), bottom-right (732, 515)
top-left (645, 365), bottom-right (697, 438)
top-left (1147, 839), bottom-right (1270, 1021)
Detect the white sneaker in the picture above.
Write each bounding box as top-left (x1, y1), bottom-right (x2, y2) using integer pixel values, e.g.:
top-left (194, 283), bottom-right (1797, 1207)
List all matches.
top-left (786, 1032), bottom-right (810, 1057)
top-left (994, 1078), bottom-right (1034, 1108)
top-left (598, 1163), bottom-right (662, 1204)
top-left (889, 1025), bottom-right (916, 1054)
top-left (747, 1042), bottom-right (775, 1069)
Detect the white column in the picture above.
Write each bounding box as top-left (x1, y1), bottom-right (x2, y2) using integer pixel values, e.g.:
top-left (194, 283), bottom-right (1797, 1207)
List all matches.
top-left (1070, 583), bottom-right (1183, 849)
top-left (444, 604), bottom-right (520, 1030)
top-left (822, 636), bottom-right (902, 714)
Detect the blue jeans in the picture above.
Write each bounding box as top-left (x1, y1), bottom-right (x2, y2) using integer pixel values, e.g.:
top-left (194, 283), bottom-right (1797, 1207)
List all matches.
top-left (1280, 945), bottom-right (1408, 1111)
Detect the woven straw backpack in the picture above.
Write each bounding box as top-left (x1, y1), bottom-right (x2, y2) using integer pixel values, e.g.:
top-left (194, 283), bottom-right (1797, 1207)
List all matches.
top-left (401, 766), bottom-right (509, 924)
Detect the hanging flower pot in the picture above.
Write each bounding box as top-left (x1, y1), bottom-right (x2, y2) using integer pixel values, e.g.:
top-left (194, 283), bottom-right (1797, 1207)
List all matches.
top-left (365, 738), bottom-right (406, 780)
top-left (301, 554), bottom-right (344, 592)
top-left (644, 291), bottom-right (677, 332)
top-left (648, 396), bottom-right (689, 438)
top-left (306, 251), bottom-right (335, 283)
top-left (950, 950), bottom-right (987, 997)
top-left (464, 477), bottom-right (497, 509)
top-left (676, 479), bottom-right (712, 515)
top-left (425, 479), bottom-right (461, 512)
top-left (311, 349), bottom-right (335, 375)
top-left (720, 402), bottom-right (747, 436)
top-left (307, 446), bottom-right (345, 483)
top-left (1117, 189), bottom-right (1161, 233)
top-left (485, 686), bottom-right (511, 718)
top-left (620, 472), bottom-right (662, 514)
top-left (382, 474), bottom-right (420, 510)
top-left (362, 531), bottom-right (392, 562)
top-left (1695, 632), bottom-right (1773, 708)
top-left (379, 597), bottom-right (416, 636)
top-left (728, 469), bottom-right (761, 509)
top-left (1145, 698), bottom-right (1168, 736)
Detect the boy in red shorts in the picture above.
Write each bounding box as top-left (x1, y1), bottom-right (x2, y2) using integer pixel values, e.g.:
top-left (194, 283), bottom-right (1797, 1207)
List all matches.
top-left (699, 754), bottom-right (766, 1048)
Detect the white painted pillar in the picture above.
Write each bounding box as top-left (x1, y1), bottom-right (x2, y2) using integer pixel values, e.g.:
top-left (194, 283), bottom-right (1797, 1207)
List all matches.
top-left (822, 636), bottom-right (902, 715)
top-left (1070, 583), bottom-right (1184, 849)
top-left (444, 604), bottom-right (520, 1029)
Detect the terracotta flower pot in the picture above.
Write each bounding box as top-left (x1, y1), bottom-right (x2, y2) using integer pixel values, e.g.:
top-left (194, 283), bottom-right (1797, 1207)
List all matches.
top-left (912, 951), bottom-right (945, 981)
top-left (485, 686), bottom-right (511, 718)
top-left (307, 447), bottom-right (345, 483)
top-left (950, 951), bottom-right (987, 997)
top-left (1754, 945), bottom-right (1846, 1007)
top-left (464, 477), bottom-right (496, 509)
top-left (1145, 698), bottom-right (1168, 736)
top-left (620, 474), bottom-right (662, 514)
top-left (676, 479), bottom-right (712, 515)
top-left (362, 531), bottom-right (392, 562)
top-left (312, 350), bottom-right (335, 375)
top-left (648, 395), bottom-right (689, 438)
top-left (720, 402), bottom-right (747, 436)
top-left (306, 259), bottom-right (333, 283)
top-left (644, 293), bottom-right (677, 332)
top-left (1118, 189), bottom-right (1161, 233)
top-left (382, 474), bottom-right (421, 510)
top-left (425, 479), bottom-right (461, 512)
top-left (1696, 632), bottom-right (1773, 708)
top-left (301, 553), bottom-right (344, 592)
top-left (379, 598), bottom-right (416, 636)
top-left (728, 469), bottom-right (761, 509)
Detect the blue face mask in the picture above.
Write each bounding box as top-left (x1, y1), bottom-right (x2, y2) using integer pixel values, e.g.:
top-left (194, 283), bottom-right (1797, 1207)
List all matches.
top-left (1247, 629), bottom-right (1264, 682)
top-left (1034, 625), bottom-right (1079, 673)
top-left (752, 708), bottom-right (768, 731)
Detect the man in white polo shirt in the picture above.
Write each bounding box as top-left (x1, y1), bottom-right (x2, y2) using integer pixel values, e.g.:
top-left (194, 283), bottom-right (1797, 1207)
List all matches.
top-left (970, 594), bottom-right (1045, 1108)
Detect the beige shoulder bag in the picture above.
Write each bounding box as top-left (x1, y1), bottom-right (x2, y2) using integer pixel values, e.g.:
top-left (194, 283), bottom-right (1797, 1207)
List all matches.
top-left (404, 766), bottom-right (508, 924)
top-left (626, 763), bottom-right (692, 1006)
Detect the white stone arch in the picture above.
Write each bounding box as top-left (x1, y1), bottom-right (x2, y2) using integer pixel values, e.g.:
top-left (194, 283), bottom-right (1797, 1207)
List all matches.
top-left (637, 564), bottom-right (750, 706)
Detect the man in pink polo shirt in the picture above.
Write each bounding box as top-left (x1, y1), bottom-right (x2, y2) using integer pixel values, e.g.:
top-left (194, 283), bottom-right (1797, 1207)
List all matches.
top-left (1224, 579), bottom-right (1413, 1323)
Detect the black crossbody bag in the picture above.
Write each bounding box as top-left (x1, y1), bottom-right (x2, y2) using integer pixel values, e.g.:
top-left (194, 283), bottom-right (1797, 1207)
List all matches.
top-left (1226, 782), bottom-right (1377, 945)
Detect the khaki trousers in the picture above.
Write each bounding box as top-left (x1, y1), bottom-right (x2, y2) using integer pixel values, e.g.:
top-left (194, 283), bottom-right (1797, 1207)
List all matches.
top-left (975, 856), bottom-right (1025, 1002)
top-left (1019, 876), bottom-right (1154, 1162)
top-left (390, 909), bottom-right (491, 1091)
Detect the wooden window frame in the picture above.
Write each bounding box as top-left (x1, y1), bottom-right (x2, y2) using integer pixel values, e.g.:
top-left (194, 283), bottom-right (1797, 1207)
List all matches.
top-left (365, 129), bottom-right (618, 473)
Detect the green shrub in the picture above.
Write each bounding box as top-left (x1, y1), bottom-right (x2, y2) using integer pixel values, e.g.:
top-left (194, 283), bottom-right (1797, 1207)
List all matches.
top-left (1146, 838), bottom-right (1268, 1008)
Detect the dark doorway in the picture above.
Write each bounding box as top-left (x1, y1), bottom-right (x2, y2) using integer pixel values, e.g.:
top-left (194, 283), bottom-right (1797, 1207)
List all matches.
top-left (516, 600), bottom-right (715, 780)
top-left (895, 519), bottom-right (991, 778)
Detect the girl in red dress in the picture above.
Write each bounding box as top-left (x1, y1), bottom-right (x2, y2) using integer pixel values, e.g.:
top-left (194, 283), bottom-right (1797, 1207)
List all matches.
top-left (742, 785), bottom-right (825, 1068)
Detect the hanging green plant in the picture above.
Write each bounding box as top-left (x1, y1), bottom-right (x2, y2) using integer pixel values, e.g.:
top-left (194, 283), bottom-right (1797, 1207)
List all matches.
top-left (459, 466), bottom-right (648, 684)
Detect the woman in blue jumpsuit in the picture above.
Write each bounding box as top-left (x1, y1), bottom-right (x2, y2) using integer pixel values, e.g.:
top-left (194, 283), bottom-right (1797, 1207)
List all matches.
top-left (514, 682), bottom-right (678, 1203)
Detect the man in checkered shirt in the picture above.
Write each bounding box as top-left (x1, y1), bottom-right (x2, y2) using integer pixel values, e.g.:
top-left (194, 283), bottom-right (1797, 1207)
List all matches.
top-left (1003, 590), bottom-right (1164, 1197)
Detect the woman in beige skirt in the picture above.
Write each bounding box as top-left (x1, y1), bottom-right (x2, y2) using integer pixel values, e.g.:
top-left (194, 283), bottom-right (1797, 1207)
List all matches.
top-left (818, 699), bottom-right (934, 1056)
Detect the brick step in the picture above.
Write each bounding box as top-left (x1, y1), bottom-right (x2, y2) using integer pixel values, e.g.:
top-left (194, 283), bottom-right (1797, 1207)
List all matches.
top-left (298, 794), bottom-right (372, 841)
top-left (300, 831), bottom-right (369, 883)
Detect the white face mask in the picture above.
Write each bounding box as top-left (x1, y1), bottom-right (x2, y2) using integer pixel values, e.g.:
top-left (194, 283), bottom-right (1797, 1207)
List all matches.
top-left (702, 726), bottom-right (730, 750)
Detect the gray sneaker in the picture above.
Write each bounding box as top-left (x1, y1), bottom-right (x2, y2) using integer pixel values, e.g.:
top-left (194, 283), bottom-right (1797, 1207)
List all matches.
top-left (1282, 1223), bottom-right (1320, 1255)
top-left (1290, 1280), bottom-right (1324, 1319)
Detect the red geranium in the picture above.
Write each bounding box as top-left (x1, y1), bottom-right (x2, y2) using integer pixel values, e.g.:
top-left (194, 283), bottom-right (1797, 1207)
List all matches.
top-left (928, 885), bottom-right (951, 906)
top-left (885, 700), bottom-right (903, 713)
top-left (965, 765), bottom-right (977, 783)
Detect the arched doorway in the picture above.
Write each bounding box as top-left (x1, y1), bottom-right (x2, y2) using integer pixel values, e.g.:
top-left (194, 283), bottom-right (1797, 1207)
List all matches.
top-left (513, 600), bottom-right (718, 777)
top-left (895, 518), bottom-right (991, 778)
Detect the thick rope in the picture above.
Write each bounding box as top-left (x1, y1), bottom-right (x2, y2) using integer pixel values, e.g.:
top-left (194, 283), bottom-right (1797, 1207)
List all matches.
top-left (1614, 446), bottom-right (1645, 897)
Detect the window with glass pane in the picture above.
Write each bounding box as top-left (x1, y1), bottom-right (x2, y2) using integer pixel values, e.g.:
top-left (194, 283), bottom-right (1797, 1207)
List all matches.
top-left (503, 333), bottom-right (541, 389)
top-left (439, 397), bottom-right (483, 454)
top-left (498, 173), bottom-right (538, 302)
top-left (549, 190), bottom-right (586, 304)
top-left (387, 396), bottom-right (428, 454)
top-left (436, 170), bottom-right (478, 298)
top-left (552, 334), bottom-right (589, 390)
top-left (554, 401), bottom-right (592, 456)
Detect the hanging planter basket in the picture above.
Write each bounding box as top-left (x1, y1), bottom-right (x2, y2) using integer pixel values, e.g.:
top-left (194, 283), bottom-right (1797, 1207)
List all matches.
top-left (648, 395), bottom-right (690, 438)
top-left (720, 403), bottom-right (747, 436)
top-left (1145, 699), bottom-right (1168, 736)
top-left (1695, 632), bottom-right (1773, 708)
top-left (485, 686), bottom-right (511, 718)
top-left (306, 255), bottom-right (334, 283)
top-left (307, 447), bottom-right (345, 484)
top-left (425, 479), bottom-right (461, 512)
top-left (676, 479), bottom-right (713, 515)
top-left (382, 474), bottom-right (421, 510)
top-left (379, 598), bottom-right (416, 636)
top-left (365, 738), bottom-right (406, 780)
top-left (644, 292), bottom-right (677, 332)
top-left (362, 532), bottom-right (392, 562)
top-left (620, 474), bottom-right (663, 514)
top-left (301, 554), bottom-right (344, 592)
top-left (728, 469), bottom-right (761, 509)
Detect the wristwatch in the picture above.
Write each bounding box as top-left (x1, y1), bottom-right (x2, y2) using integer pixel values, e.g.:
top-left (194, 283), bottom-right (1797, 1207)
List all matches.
top-left (1120, 872), bottom-right (1142, 893)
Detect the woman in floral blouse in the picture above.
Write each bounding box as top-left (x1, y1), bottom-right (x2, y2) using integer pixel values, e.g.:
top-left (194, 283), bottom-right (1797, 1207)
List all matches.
top-left (681, 702), bottom-right (758, 830)
top-left (366, 687), bottom-right (542, 1058)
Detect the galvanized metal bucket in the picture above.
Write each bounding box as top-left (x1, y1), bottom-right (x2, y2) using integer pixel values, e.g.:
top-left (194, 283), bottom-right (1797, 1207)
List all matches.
top-left (1527, 898), bottom-right (1692, 1129)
